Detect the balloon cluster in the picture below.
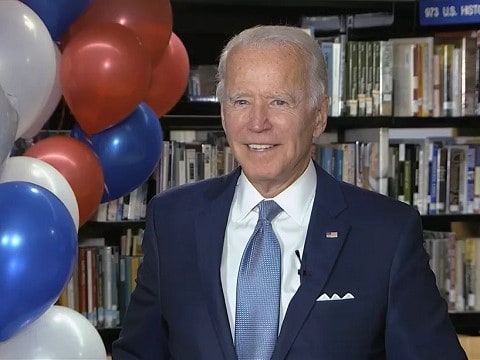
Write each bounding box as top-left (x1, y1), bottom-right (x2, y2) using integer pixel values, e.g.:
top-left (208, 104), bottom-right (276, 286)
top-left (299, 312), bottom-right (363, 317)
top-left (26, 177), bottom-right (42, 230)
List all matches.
top-left (0, 0), bottom-right (190, 357)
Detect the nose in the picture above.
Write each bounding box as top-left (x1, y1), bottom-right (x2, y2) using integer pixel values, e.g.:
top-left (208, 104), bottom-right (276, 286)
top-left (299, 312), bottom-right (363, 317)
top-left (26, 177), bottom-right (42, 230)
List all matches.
top-left (248, 102), bottom-right (271, 132)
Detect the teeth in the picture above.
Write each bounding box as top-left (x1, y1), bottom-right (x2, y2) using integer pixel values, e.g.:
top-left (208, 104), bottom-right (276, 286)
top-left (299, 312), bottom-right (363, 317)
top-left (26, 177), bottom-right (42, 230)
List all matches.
top-left (248, 144), bottom-right (273, 150)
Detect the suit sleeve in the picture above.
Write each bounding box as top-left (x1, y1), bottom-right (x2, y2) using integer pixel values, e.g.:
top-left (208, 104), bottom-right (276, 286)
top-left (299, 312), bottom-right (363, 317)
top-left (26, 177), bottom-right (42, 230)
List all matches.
top-left (385, 211), bottom-right (466, 359)
top-left (111, 201), bottom-right (169, 359)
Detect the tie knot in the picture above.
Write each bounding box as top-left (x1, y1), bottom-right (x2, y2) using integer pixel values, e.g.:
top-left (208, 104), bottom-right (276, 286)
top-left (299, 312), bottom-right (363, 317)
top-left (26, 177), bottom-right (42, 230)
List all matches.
top-left (258, 200), bottom-right (282, 222)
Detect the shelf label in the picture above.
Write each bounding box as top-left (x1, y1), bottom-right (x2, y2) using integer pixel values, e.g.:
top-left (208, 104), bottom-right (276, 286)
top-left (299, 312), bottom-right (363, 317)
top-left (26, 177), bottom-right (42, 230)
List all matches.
top-left (419, 0), bottom-right (480, 25)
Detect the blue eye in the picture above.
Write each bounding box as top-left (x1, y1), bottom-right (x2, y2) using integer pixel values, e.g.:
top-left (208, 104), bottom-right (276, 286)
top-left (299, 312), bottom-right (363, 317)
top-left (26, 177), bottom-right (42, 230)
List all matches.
top-left (233, 99), bottom-right (248, 106)
top-left (272, 99), bottom-right (287, 106)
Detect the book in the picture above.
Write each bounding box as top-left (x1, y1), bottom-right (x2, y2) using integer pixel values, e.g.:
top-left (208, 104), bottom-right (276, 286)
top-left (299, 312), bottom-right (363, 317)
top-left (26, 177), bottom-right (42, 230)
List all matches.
top-left (362, 142), bottom-right (380, 192)
top-left (357, 41), bottom-right (367, 116)
top-left (339, 142), bottom-right (356, 185)
top-left (445, 145), bottom-right (467, 214)
top-left (423, 230), bottom-right (457, 309)
top-left (433, 53), bottom-right (442, 117)
top-left (321, 41), bottom-right (335, 116)
top-left (456, 239), bottom-right (466, 312)
top-left (345, 41), bottom-right (359, 116)
top-left (202, 143), bottom-right (213, 179)
top-left (392, 42), bottom-right (417, 116)
top-left (372, 40), bottom-right (393, 116)
top-left (365, 41), bottom-right (374, 116)
top-left (465, 238), bottom-right (477, 311)
top-left (85, 247), bottom-right (98, 326)
top-left (78, 247), bottom-right (87, 318)
top-left (388, 144), bottom-right (400, 200)
top-left (316, 33), bottom-right (347, 115)
top-left (344, 127), bottom-right (389, 194)
top-left (436, 146), bottom-right (448, 214)
top-left (435, 43), bottom-right (455, 117)
top-left (434, 30), bottom-right (479, 116)
top-left (321, 41), bottom-right (342, 116)
top-left (389, 36), bottom-right (435, 116)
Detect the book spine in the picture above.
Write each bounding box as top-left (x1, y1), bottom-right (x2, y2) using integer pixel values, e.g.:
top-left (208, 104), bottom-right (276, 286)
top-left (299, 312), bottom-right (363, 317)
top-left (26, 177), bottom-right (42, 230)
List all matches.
top-left (446, 146), bottom-right (462, 213)
top-left (346, 41), bottom-right (359, 116)
top-left (379, 40), bottom-right (393, 116)
top-left (428, 142), bottom-right (439, 214)
top-left (186, 146), bottom-right (197, 183)
top-left (86, 247), bottom-right (97, 326)
top-left (321, 42), bottom-right (334, 116)
top-left (96, 248), bottom-right (104, 328)
top-left (466, 145), bottom-right (476, 214)
top-left (412, 144), bottom-right (421, 211)
top-left (474, 145), bottom-right (480, 213)
top-left (331, 42), bottom-right (342, 117)
top-left (398, 143), bottom-right (406, 203)
top-left (365, 41), bottom-right (374, 116)
top-left (403, 144), bottom-right (413, 206)
top-left (437, 147), bottom-right (448, 214)
top-left (447, 233), bottom-right (457, 311)
top-left (118, 257), bottom-right (127, 323)
top-left (412, 44), bottom-right (420, 116)
top-left (78, 247), bottom-right (87, 318)
top-left (388, 145), bottom-right (400, 199)
top-left (438, 44), bottom-right (455, 117)
top-left (455, 239), bottom-right (465, 311)
top-left (357, 41), bottom-right (367, 117)
top-left (465, 238), bottom-right (476, 311)
top-left (342, 143), bottom-right (356, 185)
top-left (433, 53), bottom-right (442, 117)
top-left (451, 47), bottom-right (462, 117)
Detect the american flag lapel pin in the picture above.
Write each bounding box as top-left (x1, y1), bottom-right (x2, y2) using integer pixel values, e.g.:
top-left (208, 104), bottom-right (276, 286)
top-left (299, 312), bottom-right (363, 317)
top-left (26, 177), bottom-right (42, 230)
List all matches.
top-left (325, 231), bottom-right (338, 239)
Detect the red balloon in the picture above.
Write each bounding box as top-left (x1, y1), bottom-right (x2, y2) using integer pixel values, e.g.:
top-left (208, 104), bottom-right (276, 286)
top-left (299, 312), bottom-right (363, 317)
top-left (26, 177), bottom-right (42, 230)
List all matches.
top-left (24, 136), bottom-right (105, 226)
top-left (60, 22), bottom-right (152, 135)
top-left (64, 0), bottom-right (172, 65)
top-left (144, 33), bottom-right (190, 117)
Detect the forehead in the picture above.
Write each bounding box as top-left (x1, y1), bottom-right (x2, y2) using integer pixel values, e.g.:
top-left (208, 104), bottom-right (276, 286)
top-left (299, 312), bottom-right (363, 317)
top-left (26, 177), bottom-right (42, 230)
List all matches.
top-left (225, 43), bottom-right (307, 92)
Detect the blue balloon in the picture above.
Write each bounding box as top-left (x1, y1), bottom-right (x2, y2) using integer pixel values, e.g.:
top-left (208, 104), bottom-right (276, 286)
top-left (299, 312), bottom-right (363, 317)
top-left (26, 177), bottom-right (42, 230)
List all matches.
top-left (22, 0), bottom-right (92, 41)
top-left (71, 102), bottom-right (163, 203)
top-left (0, 181), bottom-right (77, 342)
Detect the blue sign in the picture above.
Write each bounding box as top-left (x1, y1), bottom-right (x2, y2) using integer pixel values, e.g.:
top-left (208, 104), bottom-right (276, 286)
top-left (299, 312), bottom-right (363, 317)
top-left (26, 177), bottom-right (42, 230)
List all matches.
top-left (419, 0), bottom-right (480, 26)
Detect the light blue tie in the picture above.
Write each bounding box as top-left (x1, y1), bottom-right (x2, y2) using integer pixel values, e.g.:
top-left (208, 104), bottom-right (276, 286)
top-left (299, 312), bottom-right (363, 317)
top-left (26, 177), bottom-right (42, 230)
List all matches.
top-left (235, 200), bottom-right (282, 360)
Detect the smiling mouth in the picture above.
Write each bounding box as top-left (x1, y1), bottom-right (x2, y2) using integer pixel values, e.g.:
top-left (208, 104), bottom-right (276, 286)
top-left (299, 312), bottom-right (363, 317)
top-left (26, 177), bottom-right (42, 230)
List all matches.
top-left (248, 144), bottom-right (275, 151)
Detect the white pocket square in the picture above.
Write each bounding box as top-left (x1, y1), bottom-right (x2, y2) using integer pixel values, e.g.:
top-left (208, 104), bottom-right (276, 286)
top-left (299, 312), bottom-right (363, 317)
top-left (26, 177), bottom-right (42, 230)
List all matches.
top-left (316, 292), bottom-right (355, 301)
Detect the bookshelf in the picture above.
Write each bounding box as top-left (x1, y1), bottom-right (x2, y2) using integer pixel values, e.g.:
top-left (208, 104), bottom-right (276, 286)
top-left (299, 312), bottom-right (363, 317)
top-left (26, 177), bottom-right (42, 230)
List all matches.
top-left (76, 219), bottom-right (146, 355)
top-left (162, 101), bottom-right (480, 131)
top-left (43, 0), bottom-right (480, 353)
top-left (161, 0), bottom-right (480, 336)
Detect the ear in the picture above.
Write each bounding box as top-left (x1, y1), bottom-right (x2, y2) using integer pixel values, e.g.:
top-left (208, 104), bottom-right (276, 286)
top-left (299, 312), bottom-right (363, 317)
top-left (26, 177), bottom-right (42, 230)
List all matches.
top-left (312, 95), bottom-right (329, 139)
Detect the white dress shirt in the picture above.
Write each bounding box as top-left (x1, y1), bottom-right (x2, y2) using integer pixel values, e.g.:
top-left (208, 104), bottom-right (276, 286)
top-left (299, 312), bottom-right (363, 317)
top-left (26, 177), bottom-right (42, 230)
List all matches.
top-left (220, 160), bottom-right (317, 337)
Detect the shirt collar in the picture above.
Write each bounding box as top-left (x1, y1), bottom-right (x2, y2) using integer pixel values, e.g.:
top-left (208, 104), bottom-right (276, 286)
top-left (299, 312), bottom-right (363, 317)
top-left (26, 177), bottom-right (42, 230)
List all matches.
top-left (232, 160), bottom-right (317, 225)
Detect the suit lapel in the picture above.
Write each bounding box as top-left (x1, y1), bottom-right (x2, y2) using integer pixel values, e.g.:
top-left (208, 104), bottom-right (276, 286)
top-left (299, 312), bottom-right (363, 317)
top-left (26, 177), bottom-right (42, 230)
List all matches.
top-left (273, 164), bottom-right (351, 360)
top-left (195, 170), bottom-right (240, 359)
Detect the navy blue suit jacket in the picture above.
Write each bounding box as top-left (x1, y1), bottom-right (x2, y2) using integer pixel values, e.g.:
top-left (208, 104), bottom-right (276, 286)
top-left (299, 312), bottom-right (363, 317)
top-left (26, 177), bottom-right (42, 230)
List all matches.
top-left (112, 163), bottom-right (466, 359)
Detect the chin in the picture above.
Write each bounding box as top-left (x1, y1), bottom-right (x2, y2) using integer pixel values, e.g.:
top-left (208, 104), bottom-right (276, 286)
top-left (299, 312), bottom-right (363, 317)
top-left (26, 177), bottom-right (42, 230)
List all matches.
top-left (244, 167), bottom-right (281, 182)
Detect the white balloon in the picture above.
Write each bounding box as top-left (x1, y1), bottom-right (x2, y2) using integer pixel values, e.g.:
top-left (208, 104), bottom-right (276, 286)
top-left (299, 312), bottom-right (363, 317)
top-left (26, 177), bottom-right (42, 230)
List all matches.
top-left (0, 1), bottom-right (57, 140)
top-left (0, 306), bottom-right (107, 360)
top-left (0, 156), bottom-right (80, 230)
top-left (0, 82), bottom-right (18, 175)
top-left (21, 44), bottom-right (63, 140)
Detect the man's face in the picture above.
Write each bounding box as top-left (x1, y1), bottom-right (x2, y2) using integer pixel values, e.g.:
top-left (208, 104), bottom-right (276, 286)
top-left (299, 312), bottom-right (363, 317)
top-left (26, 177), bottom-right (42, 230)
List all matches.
top-left (221, 43), bottom-right (327, 197)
